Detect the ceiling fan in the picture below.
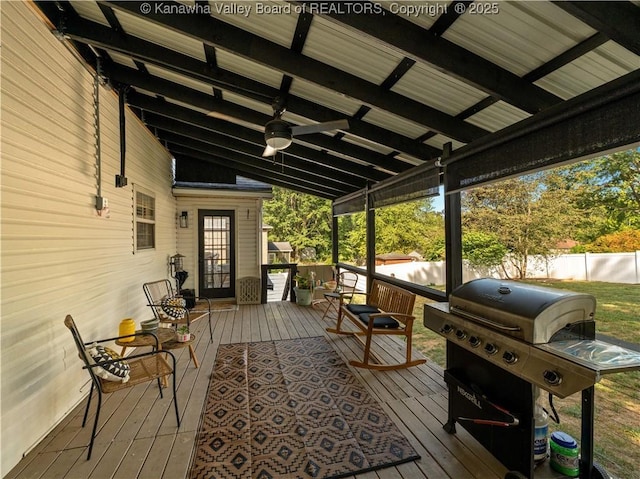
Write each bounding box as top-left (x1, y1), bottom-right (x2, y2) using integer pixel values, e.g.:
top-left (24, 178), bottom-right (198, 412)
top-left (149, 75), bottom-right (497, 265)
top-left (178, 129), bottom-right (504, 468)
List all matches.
top-left (263, 98), bottom-right (349, 157)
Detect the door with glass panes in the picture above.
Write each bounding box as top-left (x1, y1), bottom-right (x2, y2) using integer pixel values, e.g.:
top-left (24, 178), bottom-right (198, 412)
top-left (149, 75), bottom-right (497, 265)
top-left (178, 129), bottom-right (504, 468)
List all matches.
top-left (198, 210), bottom-right (235, 298)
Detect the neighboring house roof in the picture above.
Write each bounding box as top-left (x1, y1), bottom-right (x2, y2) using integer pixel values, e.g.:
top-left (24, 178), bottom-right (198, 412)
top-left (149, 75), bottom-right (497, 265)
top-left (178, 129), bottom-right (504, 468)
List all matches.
top-left (268, 241), bottom-right (293, 253)
top-left (556, 239), bottom-right (578, 249)
top-left (376, 252), bottom-right (414, 260)
top-left (174, 176), bottom-right (273, 193)
top-left (408, 250), bottom-right (424, 261)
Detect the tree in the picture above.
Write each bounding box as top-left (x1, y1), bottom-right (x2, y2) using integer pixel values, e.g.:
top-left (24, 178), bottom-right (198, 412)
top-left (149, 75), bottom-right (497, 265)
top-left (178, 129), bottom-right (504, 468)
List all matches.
top-left (557, 149), bottom-right (640, 240)
top-left (586, 230), bottom-right (640, 253)
top-left (262, 188), bottom-right (332, 262)
top-left (462, 230), bottom-right (507, 270)
top-left (462, 172), bottom-right (580, 278)
top-left (375, 201), bottom-right (444, 259)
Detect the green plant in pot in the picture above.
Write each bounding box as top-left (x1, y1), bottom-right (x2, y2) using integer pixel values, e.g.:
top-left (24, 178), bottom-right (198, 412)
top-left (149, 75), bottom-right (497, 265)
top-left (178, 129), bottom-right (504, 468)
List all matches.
top-left (176, 325), bottom-right (190, 342)
top-left (294, 273), bottom-right (314, 306)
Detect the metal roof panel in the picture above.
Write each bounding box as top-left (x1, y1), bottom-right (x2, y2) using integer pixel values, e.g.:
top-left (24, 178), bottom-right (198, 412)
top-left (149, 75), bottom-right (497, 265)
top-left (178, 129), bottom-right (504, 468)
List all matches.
top-left (443, 1), bottom-right (596, 76)
top-left (302, 15), bottom-right (404, 85)
top-left (392, 61), bottom-right (488, 116)
top-left (145, 63), bottom-right (214, 95)
top-left (209, 0), bottom-right (298, 49)
top-left (466, 101), bottom-right (531, 133)
top-left (535, 41), bottom-right (640, 100)
top-left (289, 78), bottom-right (363, 116)
top-left (113, 8), bottom-right (207, 61)
top-left (363, 108), bottom-right (429, 138)
top-left (215, 49), bottom-right (284, 89)
top-left (70, 0), bottom-right (110, 26)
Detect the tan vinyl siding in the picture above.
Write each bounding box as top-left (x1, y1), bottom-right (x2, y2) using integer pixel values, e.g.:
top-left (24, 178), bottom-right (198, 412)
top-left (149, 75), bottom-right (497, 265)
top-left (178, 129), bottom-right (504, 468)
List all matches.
top-left (0, 3), bottom-right (176, 474)
top-left (175, 196), bottom-right (264, 294)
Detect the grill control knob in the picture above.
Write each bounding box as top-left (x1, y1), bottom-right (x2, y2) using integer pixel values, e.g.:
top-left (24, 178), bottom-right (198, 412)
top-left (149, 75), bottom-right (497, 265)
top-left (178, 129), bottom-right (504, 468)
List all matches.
top-left (502, 351), bottom-right (518, 364)
top-left (484, 343), bottom-right (498, 355)
top-left (543, 370), bottom-right (563, 386)
top-left (455, 329), bottom-right (467, 340)
top-left (469, 336), bottom-right (482, 348)
top-left (441, 324), bottom-right (454, 334)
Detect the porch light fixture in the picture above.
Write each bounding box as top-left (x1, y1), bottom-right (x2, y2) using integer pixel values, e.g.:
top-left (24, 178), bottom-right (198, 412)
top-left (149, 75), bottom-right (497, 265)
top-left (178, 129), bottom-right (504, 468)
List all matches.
top-left (179, 211), bottom-right (188, 228)
top-left (169, 253), bottom-right (185, 273)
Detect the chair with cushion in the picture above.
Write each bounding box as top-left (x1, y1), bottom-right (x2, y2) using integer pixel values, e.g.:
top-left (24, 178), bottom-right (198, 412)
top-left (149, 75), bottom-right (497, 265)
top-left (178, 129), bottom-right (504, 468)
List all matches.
top-left (321, 271), bottom-right (359, 320)
top-left (143, 279), bottom-right (213, 342)
top-left (64, 315), bottom-right (179, 460)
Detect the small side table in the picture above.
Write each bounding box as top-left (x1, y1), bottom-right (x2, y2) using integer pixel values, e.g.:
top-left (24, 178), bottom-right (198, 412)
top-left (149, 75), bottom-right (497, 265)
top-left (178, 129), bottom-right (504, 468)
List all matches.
top-left (115, 328), bottom-right (175, 356)
top-left (161, 333), bottom-right (199, 369)
top-left (115, 328), bottom-right (199, 369)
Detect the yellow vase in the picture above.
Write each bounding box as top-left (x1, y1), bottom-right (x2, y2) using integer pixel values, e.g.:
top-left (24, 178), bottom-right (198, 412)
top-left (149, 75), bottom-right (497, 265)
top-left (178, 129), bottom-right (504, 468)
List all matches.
top-left (118, 318), bottom-right (136, 342)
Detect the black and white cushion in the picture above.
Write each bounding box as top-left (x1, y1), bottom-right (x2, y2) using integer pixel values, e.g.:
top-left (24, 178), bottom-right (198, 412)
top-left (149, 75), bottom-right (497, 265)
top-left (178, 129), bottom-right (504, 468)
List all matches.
top-left (86, 343), bottom-right (130, 382)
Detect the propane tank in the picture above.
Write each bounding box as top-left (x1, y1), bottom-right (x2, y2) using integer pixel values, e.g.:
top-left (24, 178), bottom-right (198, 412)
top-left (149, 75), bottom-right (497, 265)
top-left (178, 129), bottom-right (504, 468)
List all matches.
top-left (534, 392), bottom-right (549, 464)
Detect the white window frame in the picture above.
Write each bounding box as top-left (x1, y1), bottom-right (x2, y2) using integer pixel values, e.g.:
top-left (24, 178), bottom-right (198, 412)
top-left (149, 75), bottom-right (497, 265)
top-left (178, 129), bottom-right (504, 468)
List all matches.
top-left (134, 185), bottom-right (156, 251)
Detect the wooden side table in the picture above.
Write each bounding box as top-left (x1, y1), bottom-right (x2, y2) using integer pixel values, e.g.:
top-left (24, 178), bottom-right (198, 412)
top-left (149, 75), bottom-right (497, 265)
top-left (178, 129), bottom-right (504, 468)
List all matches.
top-left (161, 333), bottom-right (199, 369)
top-left (115, 328), bottom-right (175, 356)
top-left (116, 328), bottom-right (199, 369)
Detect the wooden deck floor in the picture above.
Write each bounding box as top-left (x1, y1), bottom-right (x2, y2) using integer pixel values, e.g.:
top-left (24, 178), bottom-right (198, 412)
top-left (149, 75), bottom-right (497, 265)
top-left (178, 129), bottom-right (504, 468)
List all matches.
top-left (7, 301), bottom-right (509, 479)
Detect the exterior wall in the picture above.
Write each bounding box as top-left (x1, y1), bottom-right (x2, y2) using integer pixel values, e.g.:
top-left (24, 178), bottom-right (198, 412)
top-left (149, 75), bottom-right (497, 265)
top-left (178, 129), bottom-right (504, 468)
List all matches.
top-left (174, 193), bottom-right (266, 294)
top-left (1, 3), bottom-right (176, 474)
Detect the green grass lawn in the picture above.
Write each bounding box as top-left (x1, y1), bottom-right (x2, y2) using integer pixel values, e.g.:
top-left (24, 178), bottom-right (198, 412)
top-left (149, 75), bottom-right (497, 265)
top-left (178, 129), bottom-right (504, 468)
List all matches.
top-left (412, 280), bottom-right (640, 479)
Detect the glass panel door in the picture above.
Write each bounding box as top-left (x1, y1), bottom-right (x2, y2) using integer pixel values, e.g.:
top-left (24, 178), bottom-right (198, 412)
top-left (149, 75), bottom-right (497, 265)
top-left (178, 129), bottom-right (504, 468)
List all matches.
top-left (199, 210), bottom-right (235, 298)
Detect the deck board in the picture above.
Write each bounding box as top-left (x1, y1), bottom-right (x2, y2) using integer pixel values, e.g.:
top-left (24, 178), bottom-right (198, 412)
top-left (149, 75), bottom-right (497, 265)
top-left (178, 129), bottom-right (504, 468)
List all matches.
top-left (8, 300), bottom-right (508, 479)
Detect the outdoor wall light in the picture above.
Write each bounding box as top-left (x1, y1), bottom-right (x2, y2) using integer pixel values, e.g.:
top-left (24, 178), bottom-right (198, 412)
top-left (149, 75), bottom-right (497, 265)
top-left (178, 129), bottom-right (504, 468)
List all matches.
top-left (179, 211), bottom-right (188, 228)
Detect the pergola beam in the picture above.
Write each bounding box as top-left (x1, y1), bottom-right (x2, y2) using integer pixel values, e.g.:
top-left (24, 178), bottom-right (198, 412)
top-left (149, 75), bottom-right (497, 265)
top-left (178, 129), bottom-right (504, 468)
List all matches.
top-left (103, 0), bottom-right (490, 143)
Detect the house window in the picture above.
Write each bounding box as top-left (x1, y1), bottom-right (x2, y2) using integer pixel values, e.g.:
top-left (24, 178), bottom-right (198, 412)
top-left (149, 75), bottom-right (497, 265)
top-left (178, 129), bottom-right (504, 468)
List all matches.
top-left (135, 189), bottom-right (155, 250)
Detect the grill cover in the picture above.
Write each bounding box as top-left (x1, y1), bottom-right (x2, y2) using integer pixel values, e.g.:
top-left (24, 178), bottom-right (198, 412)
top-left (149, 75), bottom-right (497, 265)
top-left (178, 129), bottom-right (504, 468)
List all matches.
top-left (449, 278), bottom-right (596, 344)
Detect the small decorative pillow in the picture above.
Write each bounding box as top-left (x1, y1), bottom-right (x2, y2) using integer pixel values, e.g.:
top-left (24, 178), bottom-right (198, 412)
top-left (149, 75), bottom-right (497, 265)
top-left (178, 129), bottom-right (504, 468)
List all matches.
top-left (161, 296), bottom-right (187, 319)
top-left (86, 343), bottom-right (130, 383)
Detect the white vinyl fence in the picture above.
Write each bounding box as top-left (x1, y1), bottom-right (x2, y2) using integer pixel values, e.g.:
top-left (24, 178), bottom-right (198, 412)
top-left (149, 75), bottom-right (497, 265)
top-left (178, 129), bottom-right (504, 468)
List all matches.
top-left (376, 251), bottom-right (640, 285)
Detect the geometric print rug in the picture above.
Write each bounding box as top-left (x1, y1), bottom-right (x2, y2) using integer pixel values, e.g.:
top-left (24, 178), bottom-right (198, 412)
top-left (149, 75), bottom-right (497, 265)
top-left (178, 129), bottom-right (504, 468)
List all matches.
top-left (188, 337), bottom-right (420, 479)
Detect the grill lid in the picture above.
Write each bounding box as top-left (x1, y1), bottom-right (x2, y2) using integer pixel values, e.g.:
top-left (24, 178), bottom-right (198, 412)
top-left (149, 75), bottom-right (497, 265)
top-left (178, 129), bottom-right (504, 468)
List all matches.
top-left (449, 279), bottom-right (596, 344)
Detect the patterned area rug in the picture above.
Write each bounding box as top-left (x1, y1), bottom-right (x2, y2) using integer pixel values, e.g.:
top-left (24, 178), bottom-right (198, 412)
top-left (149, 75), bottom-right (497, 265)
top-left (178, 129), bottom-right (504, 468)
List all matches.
top-left (189, 337), bottom-right (420, 479)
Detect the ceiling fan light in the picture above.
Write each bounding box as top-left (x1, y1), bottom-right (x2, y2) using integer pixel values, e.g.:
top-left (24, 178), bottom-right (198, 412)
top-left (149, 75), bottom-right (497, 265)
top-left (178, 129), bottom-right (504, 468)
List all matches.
top-left (265, 135), bottom-right (292, 150)
top-left (264, 118), bottom-right (292, 151)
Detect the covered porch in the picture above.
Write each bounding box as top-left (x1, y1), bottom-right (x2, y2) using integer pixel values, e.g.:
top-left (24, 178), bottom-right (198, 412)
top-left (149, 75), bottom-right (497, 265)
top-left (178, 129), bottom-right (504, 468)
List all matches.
top-left (7, 301), bottom-right (511, 479)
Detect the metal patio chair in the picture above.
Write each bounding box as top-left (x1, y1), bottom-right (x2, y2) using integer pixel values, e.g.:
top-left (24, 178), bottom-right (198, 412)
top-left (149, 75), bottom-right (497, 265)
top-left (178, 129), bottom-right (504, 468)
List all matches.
top-left (143, 279), bottom-right (213, 343)
top-left (321, 271), bottom-right (359, 320)
top-left (64, 315), bottom-right (179, 460)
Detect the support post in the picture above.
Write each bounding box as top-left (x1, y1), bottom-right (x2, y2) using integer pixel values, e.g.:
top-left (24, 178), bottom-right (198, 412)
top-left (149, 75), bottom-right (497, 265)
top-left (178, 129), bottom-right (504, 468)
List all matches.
top-left (365, 183), bottom-right (375, 293)
top-left (443, 142), bottom-right (463, 296)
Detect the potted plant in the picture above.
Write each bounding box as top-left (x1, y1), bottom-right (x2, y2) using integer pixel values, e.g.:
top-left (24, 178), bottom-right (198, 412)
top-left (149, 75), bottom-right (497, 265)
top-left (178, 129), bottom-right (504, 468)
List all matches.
top-left (293, 273), bottom-right (314, 306)
top-left (176, 325), bottom-right (190, 342)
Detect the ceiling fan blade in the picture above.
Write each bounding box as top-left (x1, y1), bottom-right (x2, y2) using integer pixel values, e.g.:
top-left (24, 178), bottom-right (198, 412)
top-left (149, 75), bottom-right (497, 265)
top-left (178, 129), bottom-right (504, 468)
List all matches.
top-left (262, 145), bottom-right (278, 157)
top-left (290, 119), bottom-right (349, 136)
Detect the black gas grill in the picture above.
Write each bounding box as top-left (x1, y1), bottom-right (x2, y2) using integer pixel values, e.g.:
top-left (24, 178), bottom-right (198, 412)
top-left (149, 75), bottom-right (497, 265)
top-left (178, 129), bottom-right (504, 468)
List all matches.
top-left (424, 278), bottom-right (640, 478)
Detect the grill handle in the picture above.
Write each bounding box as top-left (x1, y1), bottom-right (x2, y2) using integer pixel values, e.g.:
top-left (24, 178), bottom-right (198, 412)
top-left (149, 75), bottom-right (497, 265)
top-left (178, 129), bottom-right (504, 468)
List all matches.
top-left (450, 306), bottom-right (521, 332)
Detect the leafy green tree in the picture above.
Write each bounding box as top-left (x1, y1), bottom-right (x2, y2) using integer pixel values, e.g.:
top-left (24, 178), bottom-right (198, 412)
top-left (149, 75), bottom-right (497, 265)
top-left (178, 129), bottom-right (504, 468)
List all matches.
top-left (262, 188), bottom-right (332, 262)
top-left (462, 230), bottom-right (507, 269)
top-left (340, 212), bottom-right (366, 265)
top-left (337, 200), bottom-right (445, 265)
top-left (462, 172), bottom-right (580, 278)
top-left (375, 201), bottom-right (444, 259)
top-left (557, 150), bottom-right (640, 241)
